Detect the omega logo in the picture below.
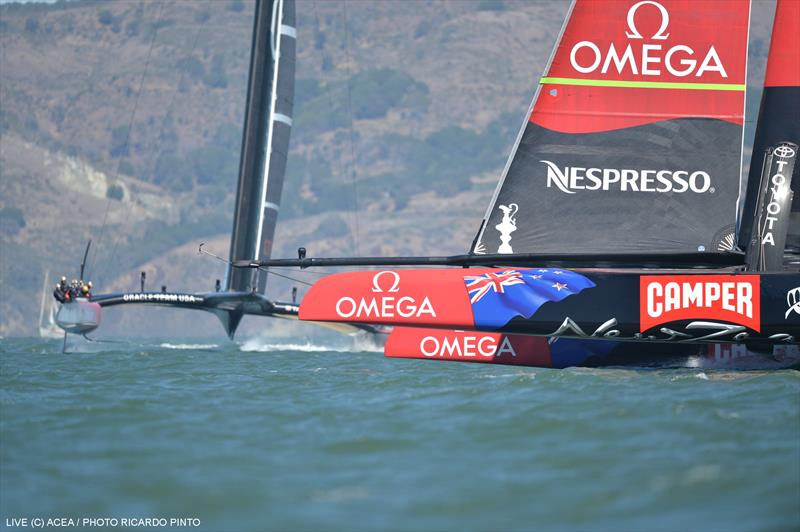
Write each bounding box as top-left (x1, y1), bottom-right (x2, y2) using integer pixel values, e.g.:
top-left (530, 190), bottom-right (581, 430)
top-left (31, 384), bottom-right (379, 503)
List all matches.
top-left (372, 271), bottom-right (400, 293)
top-left (626, 0), bottom-right (670, 40)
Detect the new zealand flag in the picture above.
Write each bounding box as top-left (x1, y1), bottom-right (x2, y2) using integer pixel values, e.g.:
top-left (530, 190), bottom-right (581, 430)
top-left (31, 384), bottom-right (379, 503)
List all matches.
top-left (463, 268), bottom-right (596, 329)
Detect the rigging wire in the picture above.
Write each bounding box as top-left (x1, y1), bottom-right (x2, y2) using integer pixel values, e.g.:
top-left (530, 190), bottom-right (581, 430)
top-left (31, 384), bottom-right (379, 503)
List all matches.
top-left (89, 0), bottom-right (167, 281)
top-left (198, 243), bottom-right (314, 286)
top-left (340, 0), bottom-right (362, 255)
top-left (311, 0), bottom-right (360, 255)
top-left (97, 2), bottom-right (211, 285)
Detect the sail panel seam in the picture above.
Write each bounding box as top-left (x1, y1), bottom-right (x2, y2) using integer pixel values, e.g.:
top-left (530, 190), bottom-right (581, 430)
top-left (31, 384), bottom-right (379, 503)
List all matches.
top-left (539, 77), bottom-right (746, 91)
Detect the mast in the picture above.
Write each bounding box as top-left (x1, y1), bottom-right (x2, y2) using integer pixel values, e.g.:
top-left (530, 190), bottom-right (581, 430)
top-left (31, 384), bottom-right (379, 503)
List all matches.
top-left (226, 0), bottom-right (296, 293)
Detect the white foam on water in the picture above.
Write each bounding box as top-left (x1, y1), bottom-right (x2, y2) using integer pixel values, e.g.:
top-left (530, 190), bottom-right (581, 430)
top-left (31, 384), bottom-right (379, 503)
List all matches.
top-left (238, 338), bottom-right (338, 353)
top-left (239, 331), bottom-right (385, 354)
top-left (159, 343), bottom-right (219, 350)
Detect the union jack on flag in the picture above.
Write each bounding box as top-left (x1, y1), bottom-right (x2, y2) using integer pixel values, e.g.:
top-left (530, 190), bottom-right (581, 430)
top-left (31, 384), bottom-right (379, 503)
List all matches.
top-left (462, 268), bottom-right (596, 329)
top-left (465, 270), bottom-right (525, 303)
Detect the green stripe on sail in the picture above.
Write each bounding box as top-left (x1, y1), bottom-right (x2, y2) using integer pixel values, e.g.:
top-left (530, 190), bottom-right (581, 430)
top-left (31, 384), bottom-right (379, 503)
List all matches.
top-left (539, 77), bottom-right (745, 91)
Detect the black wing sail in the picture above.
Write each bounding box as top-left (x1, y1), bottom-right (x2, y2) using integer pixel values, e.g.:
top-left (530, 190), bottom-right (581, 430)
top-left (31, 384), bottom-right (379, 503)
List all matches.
top-left (472, 0), bottom-right (751, 256)
top-left (227, 0), bottom-right (296, 293)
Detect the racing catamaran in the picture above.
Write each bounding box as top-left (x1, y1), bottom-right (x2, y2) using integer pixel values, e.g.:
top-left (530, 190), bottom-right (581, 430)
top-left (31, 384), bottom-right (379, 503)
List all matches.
top-left (55, 0), bottom-right (301, 340)
top-left (237, 0), bottom-right (800, 368)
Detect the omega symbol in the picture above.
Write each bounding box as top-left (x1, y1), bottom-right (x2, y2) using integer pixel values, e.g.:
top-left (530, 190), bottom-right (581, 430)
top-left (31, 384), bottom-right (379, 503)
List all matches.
top-left (625, 0), bottom-right (670, 40)
top-left (372, 271), bottom-right (401, 293)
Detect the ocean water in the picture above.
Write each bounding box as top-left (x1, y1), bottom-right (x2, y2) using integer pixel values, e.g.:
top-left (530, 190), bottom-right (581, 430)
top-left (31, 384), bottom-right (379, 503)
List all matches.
top-left (1, 337), bottom-right (799, 532)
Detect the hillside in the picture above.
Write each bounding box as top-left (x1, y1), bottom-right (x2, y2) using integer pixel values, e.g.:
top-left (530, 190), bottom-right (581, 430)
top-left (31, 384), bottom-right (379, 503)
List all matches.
top-left (0, 0), bottom-right (570, 337)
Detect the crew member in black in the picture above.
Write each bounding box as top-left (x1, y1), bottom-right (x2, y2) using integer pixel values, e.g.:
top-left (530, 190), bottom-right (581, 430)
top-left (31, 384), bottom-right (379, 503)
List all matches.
top-left (53, 276), bottom-right (70, 303)
top-left (53, 283), bottom-right (65, 303)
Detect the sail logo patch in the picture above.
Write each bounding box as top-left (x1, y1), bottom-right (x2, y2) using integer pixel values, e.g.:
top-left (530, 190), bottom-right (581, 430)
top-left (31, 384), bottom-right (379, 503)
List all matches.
top-left (335, 271), bottom-right (436, 319)
top-left (541, 160), bottom-right (712, 194)
top-left (569, 0), bottom-right (727, 79)
top-left (761, 144), bottom-right (796, 247)
top-left (640, 275), bottom-right (760, 331)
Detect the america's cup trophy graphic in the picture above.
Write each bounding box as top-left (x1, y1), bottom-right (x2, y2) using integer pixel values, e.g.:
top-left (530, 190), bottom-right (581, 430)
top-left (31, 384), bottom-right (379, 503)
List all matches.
top-left (496, 203), bottom-right (518, 254)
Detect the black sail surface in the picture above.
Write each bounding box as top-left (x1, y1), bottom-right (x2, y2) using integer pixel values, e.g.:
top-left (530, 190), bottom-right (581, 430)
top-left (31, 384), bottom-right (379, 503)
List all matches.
top-left (227, 0), bottom-right (296, 293)
top-left (473, 0), bottom-right (750, 256)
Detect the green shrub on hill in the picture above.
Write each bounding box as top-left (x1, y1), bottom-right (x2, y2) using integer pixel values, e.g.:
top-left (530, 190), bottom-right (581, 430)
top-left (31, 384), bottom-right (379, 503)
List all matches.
top-left (204, 55), bottom-right (228, 89)
top-left (106, 183), bottom-right (124, 201)
top-left (153, 153), bottom-right (193, 192)
top-left (24, 18), bottom-right (38, 33)
top-left (190, 145), bottom-right (237, 185)
top-left (98, 10), bottom-right (113, 25)
top-left (293, 70), bottom-right (429, 139)
top-left (349, 69), bottom-right (429, 119)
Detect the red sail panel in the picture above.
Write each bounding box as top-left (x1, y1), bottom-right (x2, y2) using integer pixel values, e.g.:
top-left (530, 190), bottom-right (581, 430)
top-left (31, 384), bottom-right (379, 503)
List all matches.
top-left (532, 0), bottom-right (749, 134)
top-left (764, 0), bottom-right (800, 88)
top-left (385, 327), bottom-right (553, 367)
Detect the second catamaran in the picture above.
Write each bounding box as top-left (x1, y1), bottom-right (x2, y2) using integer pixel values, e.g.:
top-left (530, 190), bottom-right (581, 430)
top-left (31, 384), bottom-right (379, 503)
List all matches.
top-left (55, 0), bottom-right (300, 339)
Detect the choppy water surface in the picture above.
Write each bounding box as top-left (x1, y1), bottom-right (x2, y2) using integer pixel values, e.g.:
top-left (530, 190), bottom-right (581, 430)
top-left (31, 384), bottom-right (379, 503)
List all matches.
top-left (1, 338), bottom-right (799, 531)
